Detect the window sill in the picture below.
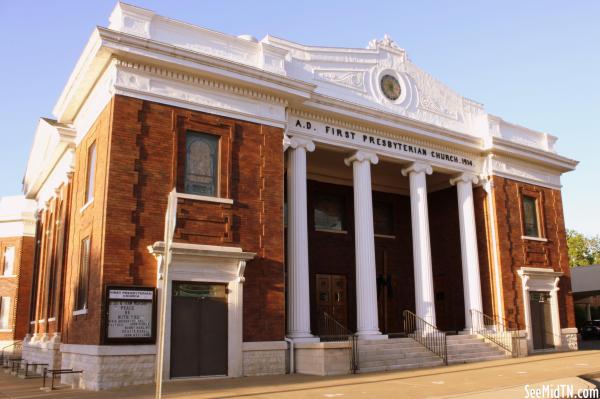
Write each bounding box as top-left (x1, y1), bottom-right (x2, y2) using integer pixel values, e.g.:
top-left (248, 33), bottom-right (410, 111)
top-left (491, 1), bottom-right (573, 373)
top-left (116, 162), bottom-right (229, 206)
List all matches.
top-left (0, 274), bottom-right (16, 278)
top-left (80, 199), bottom-right (94, 213)
top-left (521, 235), bottom-right (548, 242)
top-left (315, 228), bottom-right (348, 234)
top-left (176, 192), bottom-right (233, 205)
top-left (375, 234), bottom-right (396, 239)
top-left (0, 328), bottom-right (13, 333)
top-left (38, 319), bottom-right (46, 324)
top-left (73, 309), bottom-right (88, 316)
top-left (47, 317), bottom-right (56, 323)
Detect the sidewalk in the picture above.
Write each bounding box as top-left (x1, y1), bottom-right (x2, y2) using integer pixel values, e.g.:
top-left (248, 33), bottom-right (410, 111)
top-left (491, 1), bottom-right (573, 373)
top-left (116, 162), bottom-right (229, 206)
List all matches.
top-left (1, 350), bottom-right (599, 398)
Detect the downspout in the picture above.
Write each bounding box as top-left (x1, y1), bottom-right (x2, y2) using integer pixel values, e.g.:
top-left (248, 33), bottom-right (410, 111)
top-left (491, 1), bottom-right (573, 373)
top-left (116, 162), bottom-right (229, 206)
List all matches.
top-left (284, 337), bottom-right (294, 374)
top-left (483, 154), bottom-right (505, 324)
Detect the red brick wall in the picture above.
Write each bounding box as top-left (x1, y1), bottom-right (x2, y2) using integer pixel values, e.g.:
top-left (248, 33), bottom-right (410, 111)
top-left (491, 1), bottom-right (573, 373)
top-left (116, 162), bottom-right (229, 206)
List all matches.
top-left (101, 95), bottom-right (285, 343)
top-left (60, 100), bottom-right (113, 345)
top-left (0, 236), bottom-right (35, 341)
top-left (492, 175), bottom-right (575, 329)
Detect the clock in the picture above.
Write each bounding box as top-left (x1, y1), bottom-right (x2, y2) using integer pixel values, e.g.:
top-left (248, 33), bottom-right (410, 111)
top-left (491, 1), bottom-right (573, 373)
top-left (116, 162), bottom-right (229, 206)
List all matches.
top-left (380, 74), bottom-right (401, 101)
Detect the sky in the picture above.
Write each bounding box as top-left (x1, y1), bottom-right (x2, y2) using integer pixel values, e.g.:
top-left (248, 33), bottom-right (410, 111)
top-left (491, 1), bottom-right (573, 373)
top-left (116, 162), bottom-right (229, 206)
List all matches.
top-left (0, 1), bottom-right (598, 236)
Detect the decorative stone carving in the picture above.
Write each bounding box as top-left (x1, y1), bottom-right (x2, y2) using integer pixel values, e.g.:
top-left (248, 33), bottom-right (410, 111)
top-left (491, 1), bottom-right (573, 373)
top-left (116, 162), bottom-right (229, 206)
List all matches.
top-left (315, 70), bottom-right (366, 92)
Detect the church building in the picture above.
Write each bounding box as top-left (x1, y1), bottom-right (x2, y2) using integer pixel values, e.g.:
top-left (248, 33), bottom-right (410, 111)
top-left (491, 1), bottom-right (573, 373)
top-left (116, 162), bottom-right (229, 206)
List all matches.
top-left (0, 2), bottom-right (579, 390)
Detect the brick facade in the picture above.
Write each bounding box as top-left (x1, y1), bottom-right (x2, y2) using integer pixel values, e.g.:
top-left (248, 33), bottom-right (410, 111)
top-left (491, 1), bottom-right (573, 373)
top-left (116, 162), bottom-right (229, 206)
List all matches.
top-left (0, 235), bottom-right (35, 341)
top-left (492, 175), bottom-right (575, 329)
top-left (22, 95), bottom-right (574, 350)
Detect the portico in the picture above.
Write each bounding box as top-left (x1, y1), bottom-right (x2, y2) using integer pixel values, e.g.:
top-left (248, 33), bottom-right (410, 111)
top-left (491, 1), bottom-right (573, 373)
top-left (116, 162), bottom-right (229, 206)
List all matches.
top-left (284, 116), bottom-right (488, 340)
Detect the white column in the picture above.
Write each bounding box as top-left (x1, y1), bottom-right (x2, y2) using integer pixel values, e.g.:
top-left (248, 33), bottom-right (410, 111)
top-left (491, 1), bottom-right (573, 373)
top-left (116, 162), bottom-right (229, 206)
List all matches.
top-left (344, 150), bottom-right (382, 339)
top-left (401, 162), bottom-right (436, 327)
top-left (286, 136), bottom-right (316, 341)
top-left (450, 173), bottom-right (484, 331)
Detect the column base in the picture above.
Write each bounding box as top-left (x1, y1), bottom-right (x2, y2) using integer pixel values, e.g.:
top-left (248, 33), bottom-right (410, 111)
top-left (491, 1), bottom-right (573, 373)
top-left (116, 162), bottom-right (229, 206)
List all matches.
top-left (287, 332), bottom-right (319, 343)
top-left (356, 331), bottom-right (388, 340)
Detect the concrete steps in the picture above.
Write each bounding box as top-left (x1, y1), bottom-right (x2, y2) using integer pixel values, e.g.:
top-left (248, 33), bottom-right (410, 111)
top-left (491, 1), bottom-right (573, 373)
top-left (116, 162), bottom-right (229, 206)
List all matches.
top-left (446, 334), bottom-right (510, 365)
top-left (354, 334), bottom-right (511, 373)
top-left (357, 337), bottom-right (445, 372)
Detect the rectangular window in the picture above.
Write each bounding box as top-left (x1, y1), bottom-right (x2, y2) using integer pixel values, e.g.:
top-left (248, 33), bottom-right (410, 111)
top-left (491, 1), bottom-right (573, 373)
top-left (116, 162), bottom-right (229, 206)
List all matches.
top-left (373, 201), bottom-right (394, 236)
top-left (184, 132), bottom-right (219, 196)
top-left (522, 195), bottom-right (540, 237)
top-left (2, 246), bottom-right (15, 276)
top-left (0, 297), bottom-right (10, 329)
top-left (75, 237), bottom-right (91, 311)
top-left (314, 193), bottom-right (345, 231)
top-left (85, 142), bottom-right (97, 204)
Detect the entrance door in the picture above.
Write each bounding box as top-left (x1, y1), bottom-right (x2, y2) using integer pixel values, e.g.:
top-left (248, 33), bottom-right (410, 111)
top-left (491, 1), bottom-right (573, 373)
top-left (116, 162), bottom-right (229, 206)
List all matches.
top-left (316, 274), bottom-right (348, 331)
top-left (170, 281), bottom-right (228, 378)
top-left (529, 291), bottom-right (555, 350)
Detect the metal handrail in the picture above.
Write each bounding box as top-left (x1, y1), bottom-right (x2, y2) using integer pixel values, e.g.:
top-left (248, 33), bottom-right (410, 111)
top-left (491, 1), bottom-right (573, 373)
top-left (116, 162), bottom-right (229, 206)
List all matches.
top-left (470, 309), bottom-right (519, 356)
top-left (403, 310), bottom-right (447, 365)
top-left (318, 312), bottom-right (358, 373)
top-left (1, 340), bottom-right (22, 367)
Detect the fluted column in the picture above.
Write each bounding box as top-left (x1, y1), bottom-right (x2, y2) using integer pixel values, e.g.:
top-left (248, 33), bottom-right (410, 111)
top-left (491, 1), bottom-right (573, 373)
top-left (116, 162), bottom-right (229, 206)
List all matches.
top-left (344, 150), bottom-right (382, 339)
top-left (401, 162), bottom-right (436, 327)
top-left (450, 173), bottom-right (483, 331)
top-left (286, 136), bottom-right (316, 341)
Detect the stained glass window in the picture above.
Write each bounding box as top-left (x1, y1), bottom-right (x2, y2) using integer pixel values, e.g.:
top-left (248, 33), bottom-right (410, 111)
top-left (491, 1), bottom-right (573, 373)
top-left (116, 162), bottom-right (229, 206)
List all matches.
top-left (75, 237), bottom-right (90, 311)
top-left (85, 142), bottom-right (96, 204)
top-left (523, 196), bottom-right (540, 237)
top-left (185, 132), bottom-right (219, 196)
top-left (314, 194), bottom-right (345, 231)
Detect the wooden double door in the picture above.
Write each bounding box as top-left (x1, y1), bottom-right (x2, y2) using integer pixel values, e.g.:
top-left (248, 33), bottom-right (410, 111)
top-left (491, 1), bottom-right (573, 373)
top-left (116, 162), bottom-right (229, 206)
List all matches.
top-left (316, 274), bottom-right (348, 331)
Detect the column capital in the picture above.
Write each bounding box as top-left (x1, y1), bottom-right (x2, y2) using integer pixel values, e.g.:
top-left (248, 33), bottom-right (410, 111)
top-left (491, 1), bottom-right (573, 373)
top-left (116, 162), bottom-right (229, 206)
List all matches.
top-left (286, 136), bottom-right (315, 152)
top-left (344, 150), bottom-right (379, 167)
top-left (450, 172), bottom-right (479, 186)
top-left (401, 162), bottom-right (432, 177)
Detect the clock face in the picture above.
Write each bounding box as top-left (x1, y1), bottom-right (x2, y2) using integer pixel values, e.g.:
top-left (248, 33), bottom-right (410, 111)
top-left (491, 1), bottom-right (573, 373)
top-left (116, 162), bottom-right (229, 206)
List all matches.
top-left (380, 74), bottom-right (401, 101)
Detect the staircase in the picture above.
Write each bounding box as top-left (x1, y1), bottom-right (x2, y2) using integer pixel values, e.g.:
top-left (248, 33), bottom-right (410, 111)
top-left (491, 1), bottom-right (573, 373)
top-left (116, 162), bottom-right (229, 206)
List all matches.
top-left (358, 337), bottom-right (445, 373)
top-left (446, 334), bottom-right (511, 365)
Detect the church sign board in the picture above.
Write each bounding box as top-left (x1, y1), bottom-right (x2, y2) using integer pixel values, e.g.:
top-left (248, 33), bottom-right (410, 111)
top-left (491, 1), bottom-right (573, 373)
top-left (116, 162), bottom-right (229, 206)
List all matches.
top-left (103, 285), bottom-right (156, 344)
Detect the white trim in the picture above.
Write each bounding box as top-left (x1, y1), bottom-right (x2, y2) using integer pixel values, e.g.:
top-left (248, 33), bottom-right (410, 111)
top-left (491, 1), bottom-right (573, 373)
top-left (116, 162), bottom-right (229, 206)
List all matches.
top-left (72, 309), bottom-right (88, 316)
top-left (175, 193), bottom-right (233, 205)
top-left (79, 199), bottom-right (94, 213)
top-left (47, 317), bottom-right (56, 322)
top-left (374, 234), bottom-right (396, 239)
top-left (521, 235), bottom-right (548, 242)
top-left (0, 275), bottom-right (17, 279)
top-left (517, 267), bottom-right (564, 354)
top-left (314, 228), bottom-right (348, 234)
top-left (0, 329), bottom-right (13, 333)
top-left (150, 244), bottom-right (255, 380)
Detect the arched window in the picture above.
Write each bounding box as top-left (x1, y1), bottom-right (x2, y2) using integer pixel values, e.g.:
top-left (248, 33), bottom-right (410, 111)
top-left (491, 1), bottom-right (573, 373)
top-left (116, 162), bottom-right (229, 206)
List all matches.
top-left (185, 132), bottom-right (219, 196)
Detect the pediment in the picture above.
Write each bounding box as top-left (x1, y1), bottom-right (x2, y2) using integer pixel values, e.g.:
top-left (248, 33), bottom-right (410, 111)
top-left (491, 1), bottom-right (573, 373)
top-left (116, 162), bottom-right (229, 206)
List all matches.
top-left (264, 35), bottom-right (487, 138)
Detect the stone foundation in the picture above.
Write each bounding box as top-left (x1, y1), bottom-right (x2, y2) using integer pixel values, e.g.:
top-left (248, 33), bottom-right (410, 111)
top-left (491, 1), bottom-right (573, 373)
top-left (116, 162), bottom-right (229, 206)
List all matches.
top-left (60, 344), bottom-right (156, 391)
top-left (295, 341), bottom-right (351, 376)
top-left (22, 333), bottom-right (62, 374)
top-left (242, 341), bottom-right (287, 376)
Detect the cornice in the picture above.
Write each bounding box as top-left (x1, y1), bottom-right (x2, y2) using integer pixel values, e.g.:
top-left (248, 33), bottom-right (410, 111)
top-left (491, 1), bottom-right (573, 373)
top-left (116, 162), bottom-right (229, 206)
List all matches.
top-left (114, 59), bottom-right (288, 106)
top-left (488, 136), bottom-right (578, 173)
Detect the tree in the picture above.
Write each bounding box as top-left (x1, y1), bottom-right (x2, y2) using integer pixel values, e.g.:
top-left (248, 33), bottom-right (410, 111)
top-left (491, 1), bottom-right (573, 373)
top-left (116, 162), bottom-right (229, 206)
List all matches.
top-left (567, 229), bottom-right (600, 267)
